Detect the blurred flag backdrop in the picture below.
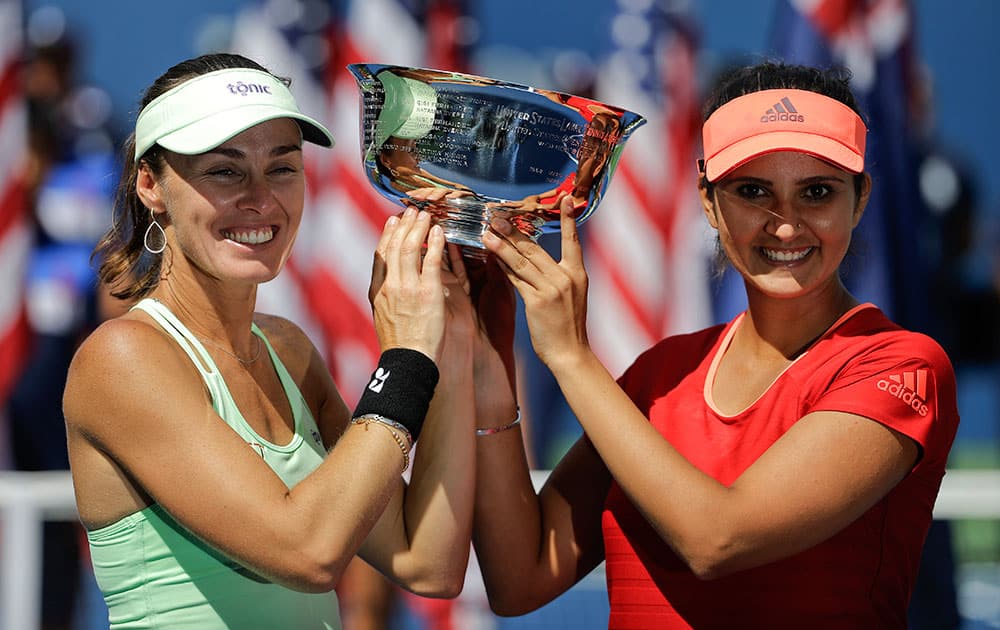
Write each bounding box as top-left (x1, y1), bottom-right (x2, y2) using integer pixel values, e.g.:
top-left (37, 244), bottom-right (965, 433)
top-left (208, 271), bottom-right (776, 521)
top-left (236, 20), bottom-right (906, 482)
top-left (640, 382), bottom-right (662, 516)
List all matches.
top-left (0, 0), bottom-right (31, 455)
top-left (588, 0), bottom-right (711, 377)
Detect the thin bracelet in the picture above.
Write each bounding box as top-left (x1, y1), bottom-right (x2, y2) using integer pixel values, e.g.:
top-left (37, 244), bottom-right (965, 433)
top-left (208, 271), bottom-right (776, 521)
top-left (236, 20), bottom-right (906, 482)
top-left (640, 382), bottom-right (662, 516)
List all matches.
top-left (352, 416), bottom-right (410, 471)
top-left (476, 408), bottom-right (522, 437)
top-left (353, 413), bottom-right (413, 449)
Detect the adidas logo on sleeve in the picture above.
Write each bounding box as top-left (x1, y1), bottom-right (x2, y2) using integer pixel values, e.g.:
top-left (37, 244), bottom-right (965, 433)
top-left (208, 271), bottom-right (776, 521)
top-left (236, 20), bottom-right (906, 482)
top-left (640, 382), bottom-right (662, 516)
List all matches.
top-left (876, 369), bottom-right (929, 416)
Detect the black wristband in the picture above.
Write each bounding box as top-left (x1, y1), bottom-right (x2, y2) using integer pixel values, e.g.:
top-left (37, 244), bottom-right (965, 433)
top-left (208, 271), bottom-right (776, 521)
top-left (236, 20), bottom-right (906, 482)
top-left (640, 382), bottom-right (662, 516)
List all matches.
top-left (353, 348), bottom-right (439, 442)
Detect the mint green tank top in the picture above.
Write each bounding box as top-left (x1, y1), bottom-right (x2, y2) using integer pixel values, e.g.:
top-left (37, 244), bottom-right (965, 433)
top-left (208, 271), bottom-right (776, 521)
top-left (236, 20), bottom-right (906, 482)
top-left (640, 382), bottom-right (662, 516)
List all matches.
top-left (86, 298), bottom-right (341, 629)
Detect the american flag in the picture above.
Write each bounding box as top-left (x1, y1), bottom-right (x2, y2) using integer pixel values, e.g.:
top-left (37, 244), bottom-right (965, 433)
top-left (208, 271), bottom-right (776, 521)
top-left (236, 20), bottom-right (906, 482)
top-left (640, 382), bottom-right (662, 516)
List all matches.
top-left (0, 0), bottom-right (32, 427)
top-left (231, 0), bottom-right (471, 405)
top-left (587, 0), bottom-right (712, 378)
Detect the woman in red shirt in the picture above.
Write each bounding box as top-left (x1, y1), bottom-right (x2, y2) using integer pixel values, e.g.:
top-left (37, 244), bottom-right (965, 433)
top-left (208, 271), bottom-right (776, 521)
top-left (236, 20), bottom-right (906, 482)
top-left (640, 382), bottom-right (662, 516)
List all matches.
top-left (469, 61), bottom-right (959, 628)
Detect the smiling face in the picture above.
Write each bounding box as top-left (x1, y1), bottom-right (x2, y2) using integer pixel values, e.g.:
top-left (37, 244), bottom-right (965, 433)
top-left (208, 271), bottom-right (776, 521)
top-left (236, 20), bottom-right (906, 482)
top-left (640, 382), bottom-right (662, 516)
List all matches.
top-left (137, 118), bottom-right (306, 288)
top-left (700, 151), bottom-right (871, 301)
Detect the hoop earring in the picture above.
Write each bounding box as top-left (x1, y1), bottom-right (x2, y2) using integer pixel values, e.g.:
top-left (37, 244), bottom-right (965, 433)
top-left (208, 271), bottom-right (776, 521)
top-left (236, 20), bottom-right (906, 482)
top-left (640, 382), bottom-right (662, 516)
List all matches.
top-left (144, 209), bottom-right (166, 254)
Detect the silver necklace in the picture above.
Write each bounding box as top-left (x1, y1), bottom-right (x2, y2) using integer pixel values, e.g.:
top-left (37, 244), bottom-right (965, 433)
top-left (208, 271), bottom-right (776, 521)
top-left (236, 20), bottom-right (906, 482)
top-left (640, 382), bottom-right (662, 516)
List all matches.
top-left (199, 334), bottom-right (263, 367)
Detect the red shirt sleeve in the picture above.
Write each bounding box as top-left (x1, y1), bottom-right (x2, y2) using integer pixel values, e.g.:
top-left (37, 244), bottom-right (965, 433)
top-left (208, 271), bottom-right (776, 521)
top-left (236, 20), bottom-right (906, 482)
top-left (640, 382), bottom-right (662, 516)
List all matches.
top-left (809, 331), bottom-right (958, 466)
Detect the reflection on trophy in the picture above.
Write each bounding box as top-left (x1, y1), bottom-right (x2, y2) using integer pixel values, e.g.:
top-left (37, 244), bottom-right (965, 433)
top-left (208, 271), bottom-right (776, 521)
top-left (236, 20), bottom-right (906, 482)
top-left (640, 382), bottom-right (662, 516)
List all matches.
top-left (348, 63), bottom-right (646, 248)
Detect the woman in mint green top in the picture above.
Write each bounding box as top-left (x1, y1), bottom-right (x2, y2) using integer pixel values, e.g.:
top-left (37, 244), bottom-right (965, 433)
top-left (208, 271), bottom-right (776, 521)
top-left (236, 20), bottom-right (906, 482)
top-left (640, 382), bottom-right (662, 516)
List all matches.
top-left (64, 53), bottom-right (478, 628)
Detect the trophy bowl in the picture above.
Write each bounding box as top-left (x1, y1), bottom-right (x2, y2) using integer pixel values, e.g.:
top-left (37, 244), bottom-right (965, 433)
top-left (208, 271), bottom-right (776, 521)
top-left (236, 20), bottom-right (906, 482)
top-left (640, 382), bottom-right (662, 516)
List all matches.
top-left (348, 63), bottom-right (646, 249)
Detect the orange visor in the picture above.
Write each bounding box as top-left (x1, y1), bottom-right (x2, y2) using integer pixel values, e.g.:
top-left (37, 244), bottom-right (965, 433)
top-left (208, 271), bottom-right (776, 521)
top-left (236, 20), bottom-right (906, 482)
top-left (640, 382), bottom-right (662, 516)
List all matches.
top-left (701, 89), bottom-right (867, 182)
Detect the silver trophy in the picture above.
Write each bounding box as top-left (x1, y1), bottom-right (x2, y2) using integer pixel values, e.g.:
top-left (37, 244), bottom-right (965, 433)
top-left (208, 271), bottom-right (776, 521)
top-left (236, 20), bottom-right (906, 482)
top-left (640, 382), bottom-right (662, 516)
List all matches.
top-left (348, 63), bottom-right (646, 249)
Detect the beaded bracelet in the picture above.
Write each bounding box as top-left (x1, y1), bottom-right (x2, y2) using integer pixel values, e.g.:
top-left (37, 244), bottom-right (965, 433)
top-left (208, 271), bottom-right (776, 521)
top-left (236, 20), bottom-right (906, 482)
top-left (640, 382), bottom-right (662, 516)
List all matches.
top-left (352, 414), bottom-right (411, 471)
top-left (353, 413), bottom-right (413, 449)
top-left (475, 408), bottom-right (522, 437)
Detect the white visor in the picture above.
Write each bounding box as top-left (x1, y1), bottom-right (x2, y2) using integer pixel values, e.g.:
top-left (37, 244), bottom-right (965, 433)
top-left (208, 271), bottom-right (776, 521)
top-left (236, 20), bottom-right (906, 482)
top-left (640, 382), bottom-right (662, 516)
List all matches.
top-left (134, 67), bottom-right (334, 163)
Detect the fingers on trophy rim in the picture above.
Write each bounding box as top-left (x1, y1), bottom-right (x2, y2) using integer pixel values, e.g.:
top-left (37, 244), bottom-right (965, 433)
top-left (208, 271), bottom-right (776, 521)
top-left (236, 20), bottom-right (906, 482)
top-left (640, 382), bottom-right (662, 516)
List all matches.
top-left (376, 213), bottom-right (400, 258)
top-left (397, 211), bottom-right (430, 279)
top-left (388, 206), bottom-right (414, 244)
top-left (560, 196), bottom-right (583, 265)
top-left (382, 207), bottom-right (417, 283)
top-left (421, 224), bottom-right (446, 280)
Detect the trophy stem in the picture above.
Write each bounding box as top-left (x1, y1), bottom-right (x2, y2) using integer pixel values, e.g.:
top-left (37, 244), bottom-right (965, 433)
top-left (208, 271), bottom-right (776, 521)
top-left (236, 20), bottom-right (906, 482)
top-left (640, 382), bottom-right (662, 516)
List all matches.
top-left (435, 196), bottom-right (490, 249)
top-left (415, 195), bottom-right (544, 254)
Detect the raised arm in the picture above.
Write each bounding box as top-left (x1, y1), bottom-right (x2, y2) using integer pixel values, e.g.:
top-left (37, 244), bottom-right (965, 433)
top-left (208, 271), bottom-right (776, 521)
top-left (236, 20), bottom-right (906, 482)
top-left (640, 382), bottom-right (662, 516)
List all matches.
top-left (358, 234), bottom-right (477, 597)
top-left (481, 196), bottom-right (919, 580)
top-left (65, 208), bottom-right (462, 595)
top-left (65, 315), bottom-right (409, 594)
top-left (465, 253), bottom-right (610, 615)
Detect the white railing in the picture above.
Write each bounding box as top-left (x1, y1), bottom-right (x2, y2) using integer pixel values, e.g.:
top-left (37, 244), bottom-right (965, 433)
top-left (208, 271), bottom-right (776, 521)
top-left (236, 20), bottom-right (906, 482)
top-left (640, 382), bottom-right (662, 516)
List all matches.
top-left (0, 471), bottom-right (79, 630)
top-left (2, 469), bottom-right (999, 630)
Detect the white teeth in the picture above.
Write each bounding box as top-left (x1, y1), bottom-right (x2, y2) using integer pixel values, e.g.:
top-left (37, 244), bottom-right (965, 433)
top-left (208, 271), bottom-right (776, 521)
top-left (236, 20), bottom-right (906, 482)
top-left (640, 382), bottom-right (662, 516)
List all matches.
top-left (762, 247), bottom-right (811, 262)
top-left (223, 228), bottom-right (274, 245)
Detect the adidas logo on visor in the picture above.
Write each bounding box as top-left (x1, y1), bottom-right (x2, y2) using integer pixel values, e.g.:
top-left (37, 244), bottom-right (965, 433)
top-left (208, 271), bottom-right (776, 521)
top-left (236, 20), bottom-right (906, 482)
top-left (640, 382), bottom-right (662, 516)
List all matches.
top-left (760, 97), bottom-right (805, 123)
top-left (876, 369), bottom-right (929, 416)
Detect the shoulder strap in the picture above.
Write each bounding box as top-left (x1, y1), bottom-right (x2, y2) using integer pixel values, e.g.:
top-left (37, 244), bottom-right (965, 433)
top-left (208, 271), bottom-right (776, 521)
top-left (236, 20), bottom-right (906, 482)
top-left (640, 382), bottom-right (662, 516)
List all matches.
top-left (130, 298), bottom-right (227, 402)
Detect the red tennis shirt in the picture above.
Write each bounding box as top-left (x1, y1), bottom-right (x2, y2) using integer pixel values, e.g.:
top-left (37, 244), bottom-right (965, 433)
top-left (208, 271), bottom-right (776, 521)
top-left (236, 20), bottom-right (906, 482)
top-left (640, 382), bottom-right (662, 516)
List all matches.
top-left (603, 304), bottom-right (959, 629)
